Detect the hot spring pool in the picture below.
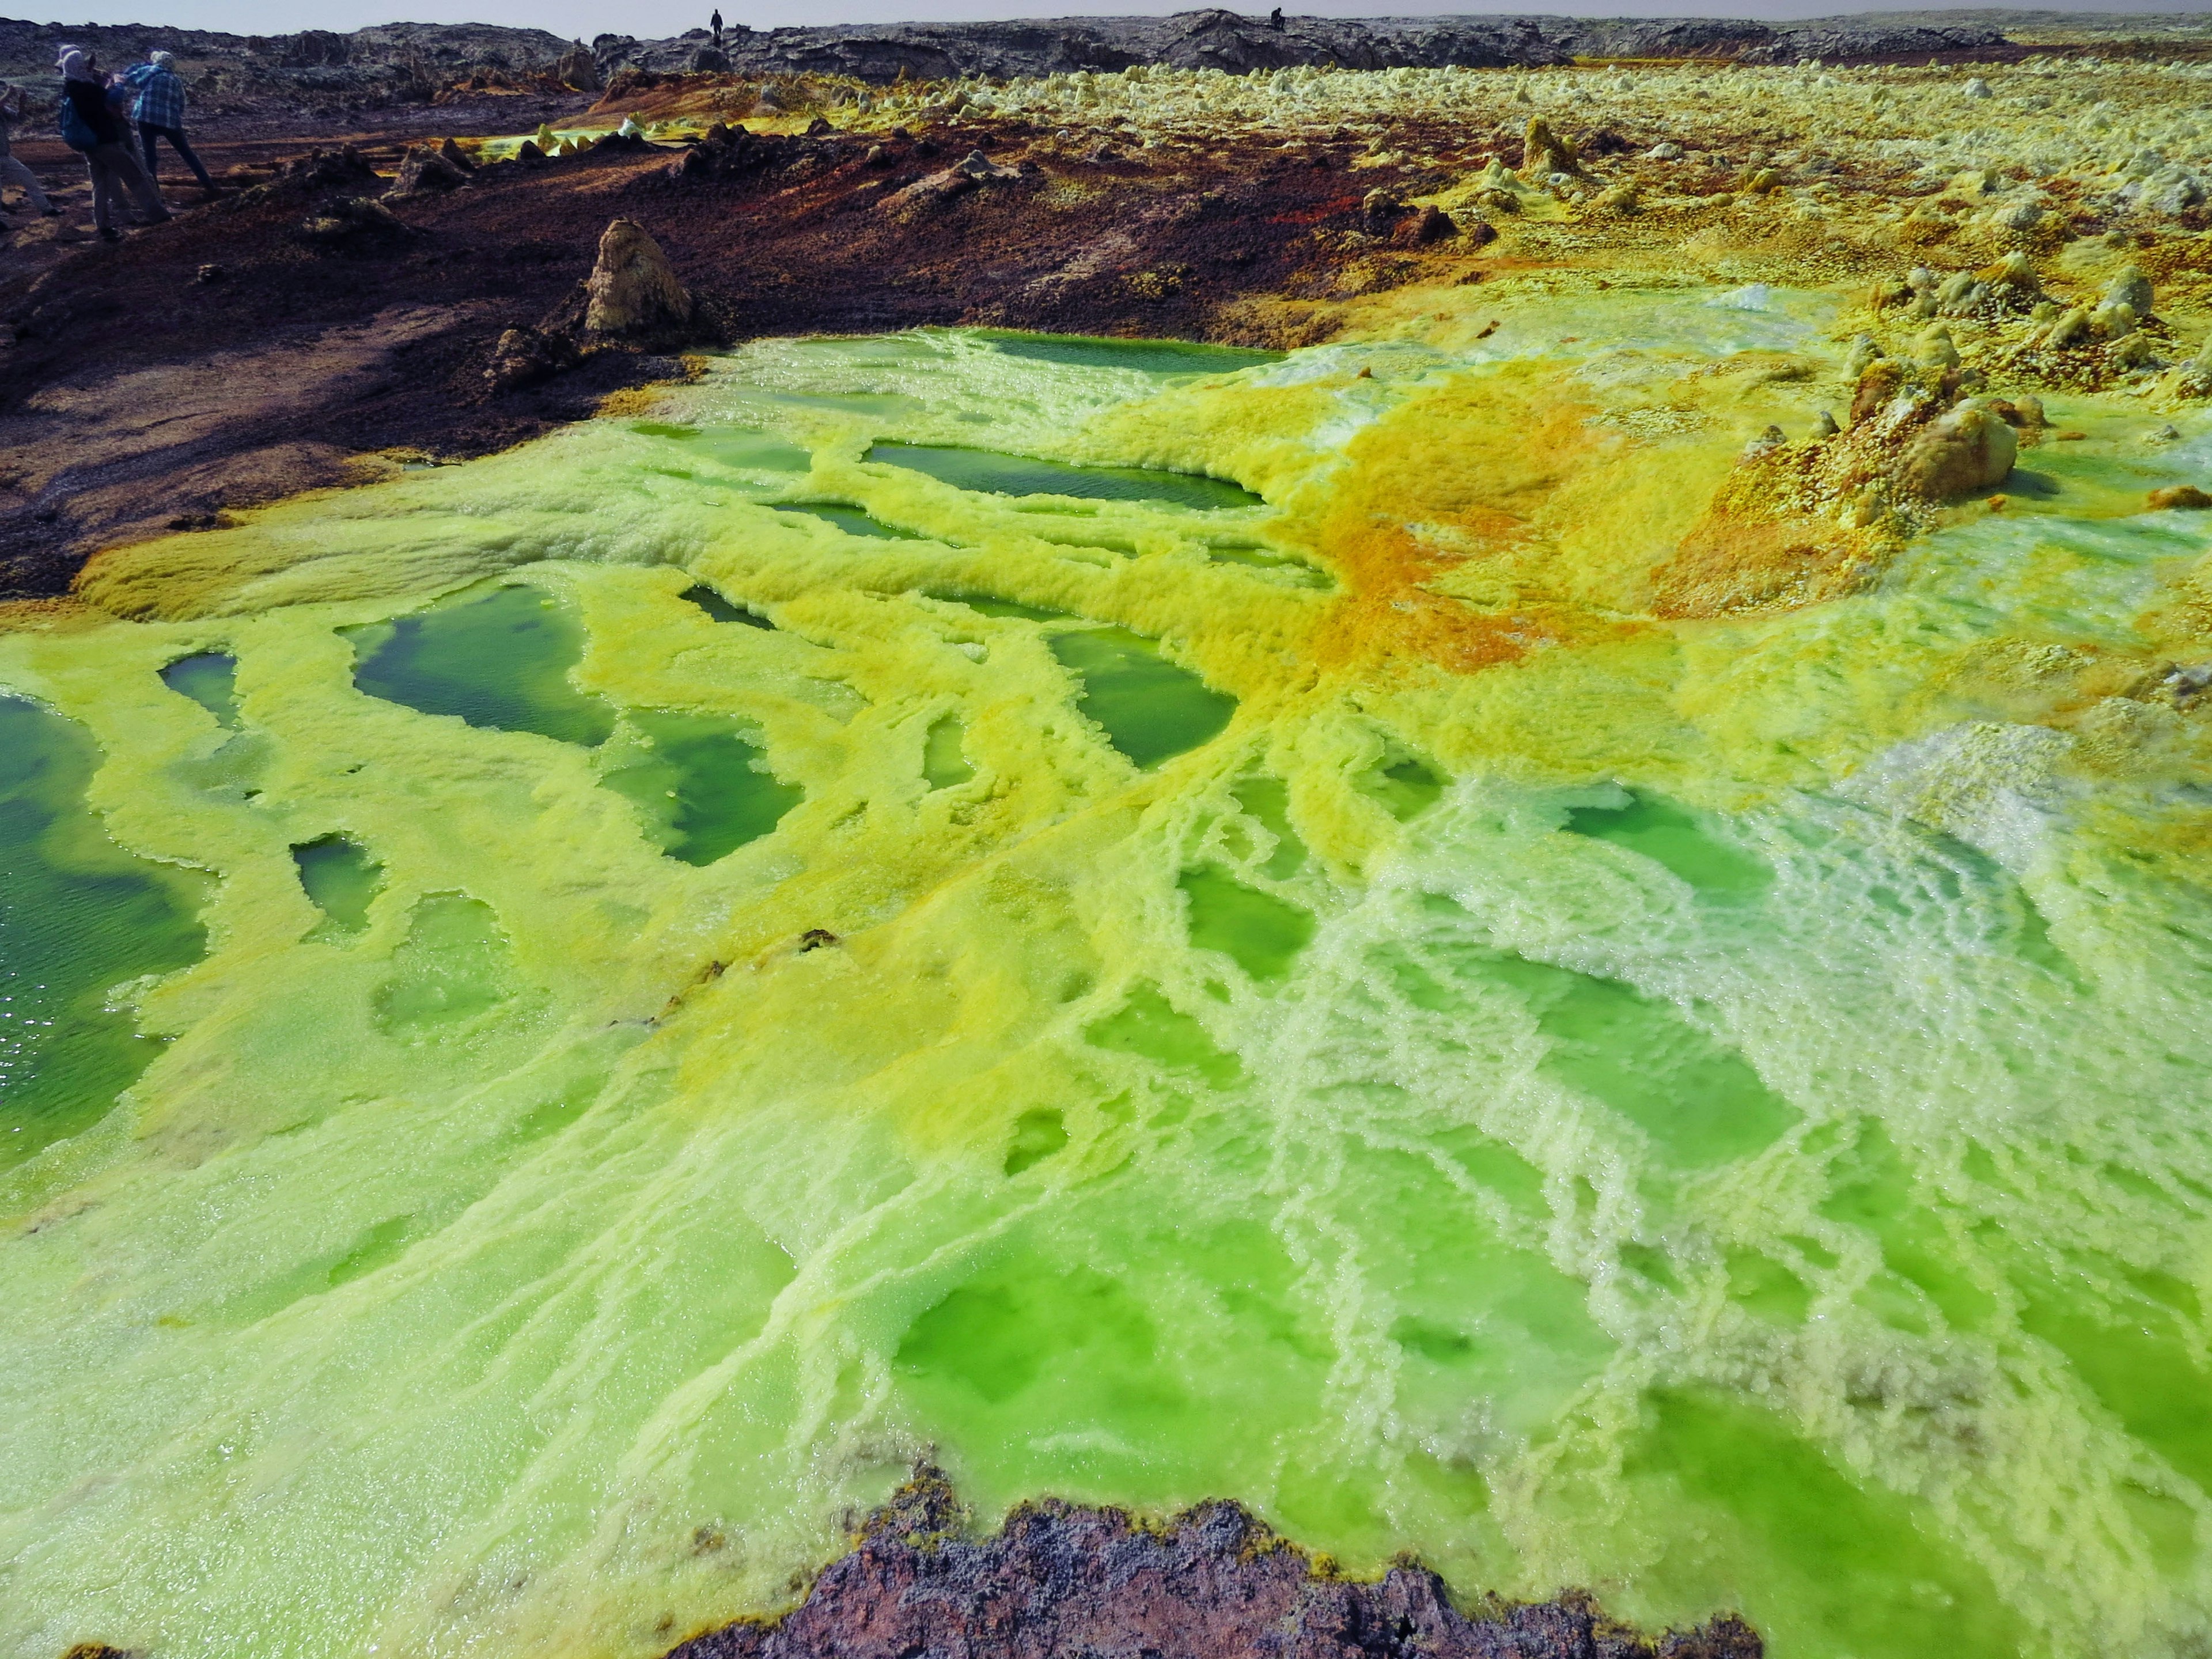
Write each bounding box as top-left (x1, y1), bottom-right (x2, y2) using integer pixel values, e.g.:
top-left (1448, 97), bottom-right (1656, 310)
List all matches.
top-left (3, 319), bottom-right (2210, 1659)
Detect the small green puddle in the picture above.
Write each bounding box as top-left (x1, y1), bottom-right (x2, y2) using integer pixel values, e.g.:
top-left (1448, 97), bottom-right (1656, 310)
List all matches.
top-left (631, 423), bottom-right (815, 475)
top-left (934, 592), bottom-right (1080, 623)
top-left (1, 696), bottom-right (208, 1168)
top-left (775, 503), bottom-right (919, 540)
top-left (922, 716), bottom-right (975, 789)
top-left (160, 653), bottom-right (241, 726)
top-left (1232, 777), bottom-right (1308, 878)
top-left (1484, 953), bottom-right (1799, 1169)
top-left (1566, 789), bottom-right (1770, 897)
top-left (868, 441), bottom-right (1261, 510)
top-left (372, 893), bottom-right (517, 1037)
top-left (1003, 1107), bottom-right (1070, 1176)
top-left (349, 585), bottom-right (616, 748)
top-left (978, 331), bottom-right (1284, 376)
top-left (293, 835), bottom-right (382, 936)
top-left (601, 711), bottom-right (802, 866)
top-left (1179, 867), bottom-right (1315, 983)
top-left (681, 585), bottom-right (774, 628)
top-left (1207, 544), bottom-right (1333, 588)
top-left (1084, 984), bottom-right (1243, 1086)
top-left (1049, 628), bottom-right (1236, 769)
top-left (1358, 756), bottom-right (1445, 822)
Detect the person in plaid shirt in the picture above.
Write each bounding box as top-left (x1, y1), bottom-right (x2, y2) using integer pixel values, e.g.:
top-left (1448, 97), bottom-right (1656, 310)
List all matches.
top-left (125, 51), bottom-right (213, 191)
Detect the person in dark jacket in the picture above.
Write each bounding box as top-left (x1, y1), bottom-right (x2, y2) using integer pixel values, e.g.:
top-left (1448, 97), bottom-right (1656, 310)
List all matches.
top-left (57, 45), bottom-right (169, 240)
top-left (126, 51), bottom-right (212, 191)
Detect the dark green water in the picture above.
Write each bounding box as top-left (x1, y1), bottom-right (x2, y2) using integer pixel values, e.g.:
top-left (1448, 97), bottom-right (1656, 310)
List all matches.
top-left (922, 717), bottom-right (975, 789)
top-left (0, 698), bottom-right (206, 1167)
top-left (349, 585), bottom-right (618, 747)
top-left (1180, 866), bottom-right (1315, 982)
top-left (602, 713), bottom-right (802, 866)
top-left (1050, 628), bottom-right (1237, 769)
top-left (934, 593), bottom-right (1080, 624)
top-left (629, 423), bottom-right (815, 477)
top-left (868, 442), bottom-right (1262, 510)
top-left (160, 653), bottom-right (241, 726)
top-left (978, 331), bottom-right (1284, 376)
top-left (1359, 757), bottom-right (1446, 822)
top-left (681, 586), bottom-right (774, 629)
top-left (349, 587), bottom-right (800, 864)
top-left (1206, 544), bottom-right (1334, 588)
top-left (775, 503), bottom-right (920, 540)
top-left (293, 836), bottom-right (383, 936)
top-left (1566, 790), bottom-right (1771, 897)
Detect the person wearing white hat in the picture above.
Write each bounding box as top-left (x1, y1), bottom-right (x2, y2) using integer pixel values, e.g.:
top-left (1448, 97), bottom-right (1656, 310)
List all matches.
top-left (56, 44), bottom-right (171, 240)
top-left (126, 50), bottom-right (213, 191)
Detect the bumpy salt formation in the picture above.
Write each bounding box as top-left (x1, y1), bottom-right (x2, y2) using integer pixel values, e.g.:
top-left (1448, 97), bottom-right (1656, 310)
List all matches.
top-left (3, 300), bottom-right (2212, 1659)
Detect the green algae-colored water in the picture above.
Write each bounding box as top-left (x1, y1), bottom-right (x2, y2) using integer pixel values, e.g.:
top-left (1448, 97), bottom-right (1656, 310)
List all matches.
top-left (1048, 625), bottom-right (1238, 768)
top-left (0, 699), bottom-right (206, 1169)
top-left (351, 582), bottom-right (619, 746)
top-left (293, 834), bottom-right (383, 935)
top-left (976, 329), bottom-right (1285, 377)
top-left (4, 316), bottom-right (2212, 1659)
top-left (867, 440), bottom-right (1265, 510)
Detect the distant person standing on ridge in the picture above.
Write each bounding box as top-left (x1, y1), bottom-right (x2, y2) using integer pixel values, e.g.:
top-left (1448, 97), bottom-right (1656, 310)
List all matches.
top-left (0, 82), bottom-right (60, 215)
top-left (711, 9), bottom-right (723, 44)
top-left (55, 46), bottom-right (171, 241)
top-left (126, 51), bottom-right (213, 192)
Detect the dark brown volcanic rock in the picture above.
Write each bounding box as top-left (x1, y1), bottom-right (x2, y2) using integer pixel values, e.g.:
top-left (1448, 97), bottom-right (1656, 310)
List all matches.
top-left (0, 9), bottom-right (2018, 117)
top-left (596, 10), bottom-right (2011, 82)
top-left (665, 1468), bottom-right (1762, 1659)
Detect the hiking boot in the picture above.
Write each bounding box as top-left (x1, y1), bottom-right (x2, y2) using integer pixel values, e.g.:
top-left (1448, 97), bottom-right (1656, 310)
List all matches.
top-left (98, 225), bottom-right (123, 241)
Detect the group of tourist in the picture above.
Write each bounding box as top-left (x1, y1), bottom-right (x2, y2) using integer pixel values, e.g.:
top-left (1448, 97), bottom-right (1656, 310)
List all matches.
top-left (0, 44), bottom-right (214, 243)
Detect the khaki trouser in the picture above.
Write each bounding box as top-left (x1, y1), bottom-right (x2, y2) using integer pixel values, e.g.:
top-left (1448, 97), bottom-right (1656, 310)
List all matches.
top-left (85, 139), bottom-right (169, 230)
top-left (0, 150), bottom-right (52, 211)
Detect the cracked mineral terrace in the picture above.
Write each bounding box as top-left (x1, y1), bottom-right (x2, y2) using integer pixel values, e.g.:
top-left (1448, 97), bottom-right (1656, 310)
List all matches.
top-left (7, 12), bottom-right (2212, 1659)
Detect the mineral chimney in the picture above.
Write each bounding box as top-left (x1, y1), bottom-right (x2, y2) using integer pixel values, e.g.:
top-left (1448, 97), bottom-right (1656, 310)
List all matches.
top-left (583, 219), bottom-right (694, 338)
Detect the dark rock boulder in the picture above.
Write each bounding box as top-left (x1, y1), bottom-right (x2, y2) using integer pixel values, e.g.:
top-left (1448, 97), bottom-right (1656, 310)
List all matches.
top-left (389, 144), bottom-right (469, 195)
top-left (484, 324), bottom-right (578, 391)
top-left (296, 194), bottom-right (414, 249)
top-left (1395, 204), bottom-right (1459, 246)
top-left (664, 1468), bottom-right (1763, 1659)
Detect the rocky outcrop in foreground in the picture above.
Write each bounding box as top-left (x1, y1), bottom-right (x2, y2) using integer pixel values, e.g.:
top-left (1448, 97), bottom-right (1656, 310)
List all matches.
top-left (665, 1468), bottom-right (1761, 1659)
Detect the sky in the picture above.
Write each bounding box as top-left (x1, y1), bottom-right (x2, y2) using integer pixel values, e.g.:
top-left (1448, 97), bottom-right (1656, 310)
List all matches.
top-left (19, 0), bottom-right (2205, 50)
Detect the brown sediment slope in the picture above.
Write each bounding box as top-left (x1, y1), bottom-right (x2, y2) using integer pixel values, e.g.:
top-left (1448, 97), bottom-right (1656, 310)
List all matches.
top-left (0, 107), bottom-right (1442, 594)
top-left (662, 1469), bottom-right (1760, 1659)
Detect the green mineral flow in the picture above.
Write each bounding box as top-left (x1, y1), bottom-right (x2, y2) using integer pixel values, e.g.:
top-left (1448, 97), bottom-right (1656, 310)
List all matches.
top-left (2, 319), bottom-right (2210, 1659)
